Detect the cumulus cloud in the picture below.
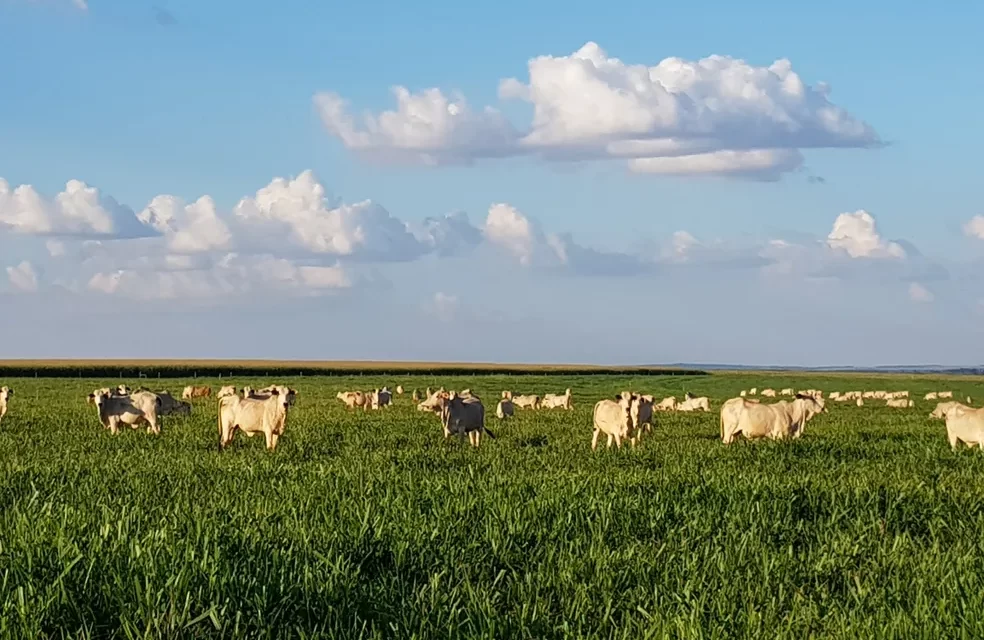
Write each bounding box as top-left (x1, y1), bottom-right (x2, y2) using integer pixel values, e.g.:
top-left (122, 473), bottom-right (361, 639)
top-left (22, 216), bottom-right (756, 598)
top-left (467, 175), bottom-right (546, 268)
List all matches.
top-left (317, 42), bottom-right (879, 180)
top-left (232, 171), bottom-right (427, 261)
top-left (909, 282), bottom-right (934, 303)
top-left (6, 261), bottom-right (39, 292)
top-left (827, 210), bottom-right (905, 259)
top-left (138, 195), bottom-right (232, 253)
top-left (963, 215), bottom-right (984, 241)
top-left (0, 178), bottom-right (154, 238)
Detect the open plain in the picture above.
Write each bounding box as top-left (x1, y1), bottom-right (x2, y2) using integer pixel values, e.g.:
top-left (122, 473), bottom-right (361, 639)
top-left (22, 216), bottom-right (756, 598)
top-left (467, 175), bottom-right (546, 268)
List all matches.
top-left (2, 369), bottom-right (984, 638)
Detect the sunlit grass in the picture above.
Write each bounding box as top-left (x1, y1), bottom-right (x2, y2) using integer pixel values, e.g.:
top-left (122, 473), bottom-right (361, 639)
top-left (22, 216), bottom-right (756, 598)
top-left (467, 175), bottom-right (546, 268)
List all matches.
top-left (1, 372), bottom-right (983, 638)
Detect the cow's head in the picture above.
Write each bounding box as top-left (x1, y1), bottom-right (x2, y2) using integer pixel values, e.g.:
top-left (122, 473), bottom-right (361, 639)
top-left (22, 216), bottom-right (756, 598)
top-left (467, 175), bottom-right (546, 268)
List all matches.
top-left (0, 386), bottom-right (10, 401)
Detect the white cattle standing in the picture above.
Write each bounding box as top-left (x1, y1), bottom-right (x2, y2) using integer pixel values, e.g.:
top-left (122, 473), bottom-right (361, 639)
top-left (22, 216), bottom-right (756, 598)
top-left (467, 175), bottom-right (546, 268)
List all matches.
top-left (722, 397), bottom-right (825, 444)
top-left (0, 386), bottom-right (12, 424)
top-left (495, 396), bottom-right (514, 419)
top-left (654, 396), bottom-right (677, 411)
top-left (591, 393), bottom-right (635, 450)
top-left (511, 394), bottom-right (541, 410)
top-left (780, 388), bottom-right (795, 396)
top-left (677, 396), bottom-right (710, 412)
top-left (761, 388), bottom-right (777, 397)
top-left (944, 405), bottom-right (984, 450)
top-left (91, 389), bottom-right (162, 435)
top-left (218, 389), bottom-right (290, 451)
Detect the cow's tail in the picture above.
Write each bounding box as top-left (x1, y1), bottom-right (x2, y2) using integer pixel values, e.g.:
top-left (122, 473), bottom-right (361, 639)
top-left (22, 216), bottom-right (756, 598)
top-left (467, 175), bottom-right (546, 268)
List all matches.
top-left (484, 426), bottom-right (497, 439)
top-left (719, 410), bottom-right (724, 441)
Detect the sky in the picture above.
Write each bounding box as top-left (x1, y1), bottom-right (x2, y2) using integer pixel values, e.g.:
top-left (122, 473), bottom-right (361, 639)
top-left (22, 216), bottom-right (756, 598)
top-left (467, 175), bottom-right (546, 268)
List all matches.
top-left (1, 0), bottom-right (982, 366)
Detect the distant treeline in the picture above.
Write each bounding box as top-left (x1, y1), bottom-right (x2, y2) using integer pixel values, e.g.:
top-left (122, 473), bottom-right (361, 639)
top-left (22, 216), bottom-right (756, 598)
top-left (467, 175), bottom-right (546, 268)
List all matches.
top-left (0, 360), bottom-right (709, 379)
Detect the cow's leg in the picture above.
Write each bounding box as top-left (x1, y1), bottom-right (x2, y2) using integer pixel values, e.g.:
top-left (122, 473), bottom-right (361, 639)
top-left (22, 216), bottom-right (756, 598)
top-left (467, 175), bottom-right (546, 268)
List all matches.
top-left (591, 429), bottom-right (601, 450)
top-left (606, 433), bottom-right (614, 448)
top-left (948, 433), bottom-right (959, 450)
top-left (270, 432), bottom-right (280, 450)
top-left (614, 433), bottom-right (623, 449)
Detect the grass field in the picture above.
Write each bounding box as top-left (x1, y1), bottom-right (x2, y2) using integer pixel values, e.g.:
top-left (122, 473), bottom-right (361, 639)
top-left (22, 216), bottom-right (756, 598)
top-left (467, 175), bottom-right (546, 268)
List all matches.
top-left (2, 371), bottom-right (984, 638)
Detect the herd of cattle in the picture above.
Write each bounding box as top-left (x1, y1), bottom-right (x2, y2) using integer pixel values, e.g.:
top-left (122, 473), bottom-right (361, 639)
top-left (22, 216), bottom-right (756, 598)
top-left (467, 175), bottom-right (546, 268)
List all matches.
top-left (1, 381), bottom-right (983, 452)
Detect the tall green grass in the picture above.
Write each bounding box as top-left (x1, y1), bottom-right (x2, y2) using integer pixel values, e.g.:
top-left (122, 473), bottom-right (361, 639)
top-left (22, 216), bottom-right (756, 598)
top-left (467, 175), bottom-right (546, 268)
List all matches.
top-left (2, 373), bottom-right (983, 638)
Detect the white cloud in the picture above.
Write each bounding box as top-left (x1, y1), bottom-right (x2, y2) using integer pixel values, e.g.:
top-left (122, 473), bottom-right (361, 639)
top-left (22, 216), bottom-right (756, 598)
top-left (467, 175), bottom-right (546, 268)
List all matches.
top-left (963, 215), bottom-right (984, 241)
top-left (317, 42), bottom-right (879, 179)
top-left (483, 203), bottom-right (542, 266)
top-left (827, 210), bottom-right (905, 259)
top-left (314, 90), bottom-right (520, 166)
top-left (6, 261), bottom-right (39, 292)
top-left (909, 282), bottom-right (934, 303)
top-left (233, 171), bottom-right (426, 261)
top-left (0, 178), bottom-right (154, 238)
top-left (138, 195), bottom-right (232, 254)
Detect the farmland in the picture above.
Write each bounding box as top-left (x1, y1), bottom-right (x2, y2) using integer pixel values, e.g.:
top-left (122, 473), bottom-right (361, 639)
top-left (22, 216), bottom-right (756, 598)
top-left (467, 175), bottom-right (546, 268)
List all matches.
top-left (3, 370), bottom-right (984, 638)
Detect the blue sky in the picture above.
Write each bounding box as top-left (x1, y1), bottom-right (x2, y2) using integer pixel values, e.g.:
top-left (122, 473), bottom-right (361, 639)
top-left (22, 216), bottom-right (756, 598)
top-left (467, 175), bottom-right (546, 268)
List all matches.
top-left (1, 0), bottom-right (982, 365)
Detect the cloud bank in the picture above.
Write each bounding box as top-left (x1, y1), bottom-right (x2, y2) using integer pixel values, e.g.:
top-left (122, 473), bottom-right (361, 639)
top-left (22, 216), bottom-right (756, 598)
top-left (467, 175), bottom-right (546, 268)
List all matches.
top-left (316, 42), bottom-right (880, 180)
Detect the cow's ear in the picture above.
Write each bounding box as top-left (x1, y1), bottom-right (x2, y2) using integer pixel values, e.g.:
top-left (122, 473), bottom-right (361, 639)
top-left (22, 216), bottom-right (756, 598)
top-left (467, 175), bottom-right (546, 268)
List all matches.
top-left (271, 389), bottom-right (280, 396)
top-left (614, 394), bottom-right (622, 400)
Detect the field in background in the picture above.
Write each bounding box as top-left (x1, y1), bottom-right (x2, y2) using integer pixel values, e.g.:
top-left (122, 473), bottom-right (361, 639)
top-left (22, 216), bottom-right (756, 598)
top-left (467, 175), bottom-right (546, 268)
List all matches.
top-left (3, 371), bottom-right (984, 638)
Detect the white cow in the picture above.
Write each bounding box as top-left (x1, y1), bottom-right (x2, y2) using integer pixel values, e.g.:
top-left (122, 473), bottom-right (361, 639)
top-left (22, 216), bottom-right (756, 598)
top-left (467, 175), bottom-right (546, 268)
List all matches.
top-left (886, 398), bottom-right (914, 408)
top-left (856, 398), bottom-right (864, 407)
top-left (761, 388), bottom-right (777, 397)
top-left (722, 397), bottom-right (825, 444)
top-left (924, 392), bottom-right (938, 401)
top-left (677, 396), bottom-right (710, 412)
top-left (944, 405), bottom-right (984, 450)
top-left (739, 390), bottom-right (747, 397)
top-left (417, 389), bottom-right (446, 413)
top-left (217, 386), bottom-right (238, 399)
top-left (930, 401), bottom-right (967, 420)
top-left (0, 386), bottom-right (12, 424)
top-left (337, 391), bottom-right (368, 410)
top-left (780, 388), bottom-right (795, 396)
top-left (939, 391), bottom-right (954, 399)
top-left (511, 394), bottom-right (541, 410)
top-left (654, 396), bottom-right (678, 412)
top-left (748, 388), bottom-right (758, 396)
top-left (438, 392), bottom-right (493, 447)
top-left (396, 385), bottom-right (404, 395)
top-left (591, 393), bottom-right (635, 450)
top-left (541, 388), bottom-right (573, 410)
top-left (91, 389), bottom-right (162, 435)
top-left (218, 389), bottom-right (290, 451)
top-left (719, 396), bottom-right (760, 441)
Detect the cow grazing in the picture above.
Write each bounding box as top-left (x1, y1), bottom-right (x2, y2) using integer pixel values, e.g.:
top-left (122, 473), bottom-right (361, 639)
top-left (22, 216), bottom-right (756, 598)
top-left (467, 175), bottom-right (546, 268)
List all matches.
top-left (182, 385), bottom-right (212, 400)
top-left (338, 391), bottom-right (368, 410)
top-left (677, 396), bottom-right (710, 412)
top-left (886, 398), bottom-right (914, 408)
top-left (511, 394), bottom-right (541, 410)
top-left (218, 389), bottom-right (290, 451)
top-left (924, 392), bottom-right (938, 401)
top-left (541, 388), bottom-right (573, 410)
top-left (930, 401), bottom-right (967, 420)
top-left (739, 390), bottom-right (747, 397)
top-left (592, 393), bottom-right (635, 450)
top-left (780, 388), bottom-right (795, 396)
top-left (944, 405), bottom-right (984, 450)
top-left (91, 389), bottom-right (162, 435)
top-left (939, 391), bottom-right (954, 399)
top-left (117, 385), bottom-right (131, 396)
top-left (0, 386), bottom-right (12, 424)
top-left (217, 386), bottom-right (237, 399)
top-left (748, 388), bottom-right (758, 395)
top-left (495, 397), bottom-right (514, 419)
top-left (722, 396), bottom-right (825, 444)
top-left (438, 392), bottom-right (493, 447)
top-left (761, 388), bottom-right (777, 397)
top-left (654, 396), bottom-right (677, 412)
top-left (156, 391), bottom-right (191, 417)
top-left (396, 385), bottom-right (404, 395)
